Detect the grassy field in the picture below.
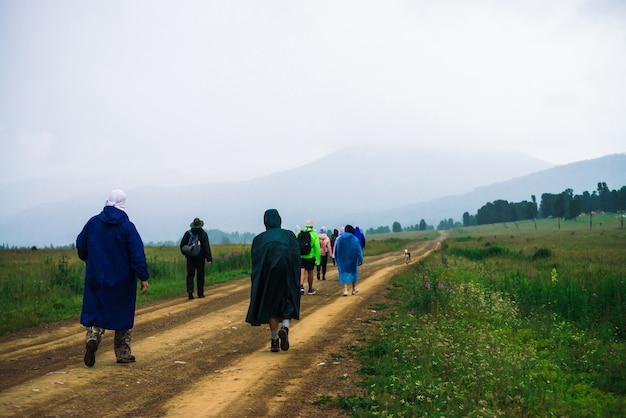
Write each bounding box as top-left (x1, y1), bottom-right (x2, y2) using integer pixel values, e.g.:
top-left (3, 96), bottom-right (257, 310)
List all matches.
top-left (0, 244), bottom-right (252, 335)
top-left (332, 213), bottom-right (626, 417)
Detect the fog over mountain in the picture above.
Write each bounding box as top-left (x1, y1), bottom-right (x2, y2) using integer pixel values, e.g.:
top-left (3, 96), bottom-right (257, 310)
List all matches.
top-left (1, 149), bottom-right (624, 247)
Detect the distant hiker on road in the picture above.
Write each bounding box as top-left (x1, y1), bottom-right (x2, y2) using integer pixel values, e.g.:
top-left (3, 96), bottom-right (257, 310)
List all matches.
top-left (331, 226), bottom-right (344, 263)
top-left (296, 219), bottom-right (321, 295)
top-left (76, 189), bottom-right (149, 367)
top-left (246, 209), bottom-right (301, 352)
top-left (316, 226), bottom-right (332, 281)
top-left (334, 224), bottom-right (363, 296)
top-left (354, 226), bottom-right (366, 249)
top-left (330, 228), bottom-right (339, 265)
top-left (180, 218), bottom-right (213, 299)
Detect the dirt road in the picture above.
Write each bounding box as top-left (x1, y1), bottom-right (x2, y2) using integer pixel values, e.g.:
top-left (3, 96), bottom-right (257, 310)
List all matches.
top-left (0, 237), bottom-right (442, 417)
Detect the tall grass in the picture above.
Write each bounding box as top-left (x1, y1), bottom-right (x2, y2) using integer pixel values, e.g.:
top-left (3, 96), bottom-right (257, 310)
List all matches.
top-left (140, 245), bottom-right (251, 301)
top-left (333, 214), bottom-right (626, 417)
top-left (0, 244), bottom-right (251, 335)
top-left (0, 250), bottom-right (86, 334)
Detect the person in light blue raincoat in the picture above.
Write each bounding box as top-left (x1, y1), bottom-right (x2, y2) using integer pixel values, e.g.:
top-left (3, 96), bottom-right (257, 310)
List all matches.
top-left (76, 189), bottom-right (149, 367)
top-left (334, 224), bottom-right (363, 296)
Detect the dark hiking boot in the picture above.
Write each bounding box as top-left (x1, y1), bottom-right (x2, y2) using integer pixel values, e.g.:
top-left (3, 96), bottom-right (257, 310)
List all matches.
top-left (188, 292), bottom-right (194, 300)
top-left (278, 327), bottom-right (290, 351)
top-left (270, 338), bottom-right (280, 352)
top-left (84, 339), bottom-right (98, 367)
top-left (117, 355), bottom-right (136, 364)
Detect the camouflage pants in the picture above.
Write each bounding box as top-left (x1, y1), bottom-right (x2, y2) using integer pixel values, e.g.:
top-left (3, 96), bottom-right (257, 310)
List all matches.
top-left (85, 326), bottom-right (133, 360)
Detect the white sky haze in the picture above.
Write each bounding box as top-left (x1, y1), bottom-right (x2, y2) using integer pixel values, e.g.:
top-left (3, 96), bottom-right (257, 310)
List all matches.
top-left (1, 0), bottom-right (625, 185)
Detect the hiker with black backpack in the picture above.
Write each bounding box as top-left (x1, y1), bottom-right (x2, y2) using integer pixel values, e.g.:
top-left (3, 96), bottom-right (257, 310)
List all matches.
top-left (296, 219), bottom-right (321, 295)
top-left (180, 218), bottom-right (213, 299)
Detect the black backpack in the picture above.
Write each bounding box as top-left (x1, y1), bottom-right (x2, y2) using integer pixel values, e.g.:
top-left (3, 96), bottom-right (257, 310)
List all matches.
top-left (298, 229), bottom-right (312, 256)
top-left (182, 230), bottom-right (201, 256)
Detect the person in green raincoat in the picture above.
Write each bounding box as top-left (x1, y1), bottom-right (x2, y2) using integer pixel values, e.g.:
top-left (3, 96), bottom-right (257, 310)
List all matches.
top-left (246, 209), bottom-right (301, 352)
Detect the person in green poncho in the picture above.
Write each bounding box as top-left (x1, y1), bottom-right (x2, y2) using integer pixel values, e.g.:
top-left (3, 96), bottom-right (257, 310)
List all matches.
top-left (246, 209), bottom-right (302, 352)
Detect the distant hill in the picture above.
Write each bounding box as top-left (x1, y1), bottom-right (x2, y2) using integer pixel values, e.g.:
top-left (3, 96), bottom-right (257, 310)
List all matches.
top-left (1, 149), bottom-right (624, 247)
top-left (337, 153), bottom-right (626, 230)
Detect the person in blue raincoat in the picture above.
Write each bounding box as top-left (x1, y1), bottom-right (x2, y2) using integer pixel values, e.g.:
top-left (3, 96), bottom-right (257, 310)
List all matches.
top-left (354, 226), bottom-right (366, 249)
top-left (246, 209), bottom-right (301, 352)
top-left (76, 189), bottom-right (149, 367)
top-left (334, 224), bottom-right (363, 296)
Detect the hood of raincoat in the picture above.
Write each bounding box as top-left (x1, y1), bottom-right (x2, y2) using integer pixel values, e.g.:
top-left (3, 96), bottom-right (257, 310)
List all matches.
top-left (263, 209), bottom-right (282, 230)
top-left (98, 205), bottom-right (128, 225)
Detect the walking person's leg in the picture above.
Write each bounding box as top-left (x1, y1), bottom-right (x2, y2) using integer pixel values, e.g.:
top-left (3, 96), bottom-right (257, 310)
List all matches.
top-left (278, 318), bottom-right (290, 351)
top-left (268, 318), bottom-right (280, 352)
top-left (84, 326), bottom-right (104, 367)
top-left (307, 266), bottom-right (315, 294)
top-left (196, 258), bottom-right (206, 297)
top-left (267, 318), bottom-right (290, 351)
top-left (186, 258), bottom-right (195, 299)
top-left (114, 329), bottom-right (135, 363)
top-left (352, 281), bottom-right (359, 295)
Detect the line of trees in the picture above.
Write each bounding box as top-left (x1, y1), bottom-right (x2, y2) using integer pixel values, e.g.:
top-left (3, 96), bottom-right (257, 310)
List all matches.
top-left (438, 218), bottom-right (462, 230)
top-left (465, 197), bottom-right (538, 226)
top-left (359, 181), bottom-right (625, 235)
top-left (367, 219), bottom-right (433, 235)
top-left (464, 182), bottom-right (626, 226)
top-left (540, 182), bottom-right (625, 220)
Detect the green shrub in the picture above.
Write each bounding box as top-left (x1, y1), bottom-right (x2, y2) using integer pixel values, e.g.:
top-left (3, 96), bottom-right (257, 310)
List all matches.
top-left (532, 247), bottom-right (553, 260)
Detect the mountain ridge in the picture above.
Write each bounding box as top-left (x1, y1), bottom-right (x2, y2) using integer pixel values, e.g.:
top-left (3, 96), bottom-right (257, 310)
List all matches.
top-left (334, 153), bottom-right (626, 230)
top-left (1, 150), bottom-right (624, 247)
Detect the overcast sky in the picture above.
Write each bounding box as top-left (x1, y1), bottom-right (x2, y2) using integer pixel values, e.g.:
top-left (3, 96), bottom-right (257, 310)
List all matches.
top-left (1, 0), bottom-right (625, 186)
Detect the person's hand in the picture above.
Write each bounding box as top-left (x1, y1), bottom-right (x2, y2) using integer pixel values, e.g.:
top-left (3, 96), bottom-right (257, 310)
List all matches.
top-left (140, 280), bottom-right (149, 295)
top-left (207, 261), bottom-right (212, 266)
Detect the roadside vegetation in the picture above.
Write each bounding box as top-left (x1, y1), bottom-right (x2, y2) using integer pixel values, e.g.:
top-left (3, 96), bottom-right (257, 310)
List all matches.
top-left (0, 244), bottom-right (251, 335)
top-left (2, 214), bottom-right (625, 416)
top-left (330, 213), bottom-right (626, 417)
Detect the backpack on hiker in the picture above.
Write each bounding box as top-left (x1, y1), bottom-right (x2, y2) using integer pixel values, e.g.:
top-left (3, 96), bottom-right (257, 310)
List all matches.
top-left (298, 229), bottom-right (312, 256)
top-left (182, 230), bottom-right (201, 256)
